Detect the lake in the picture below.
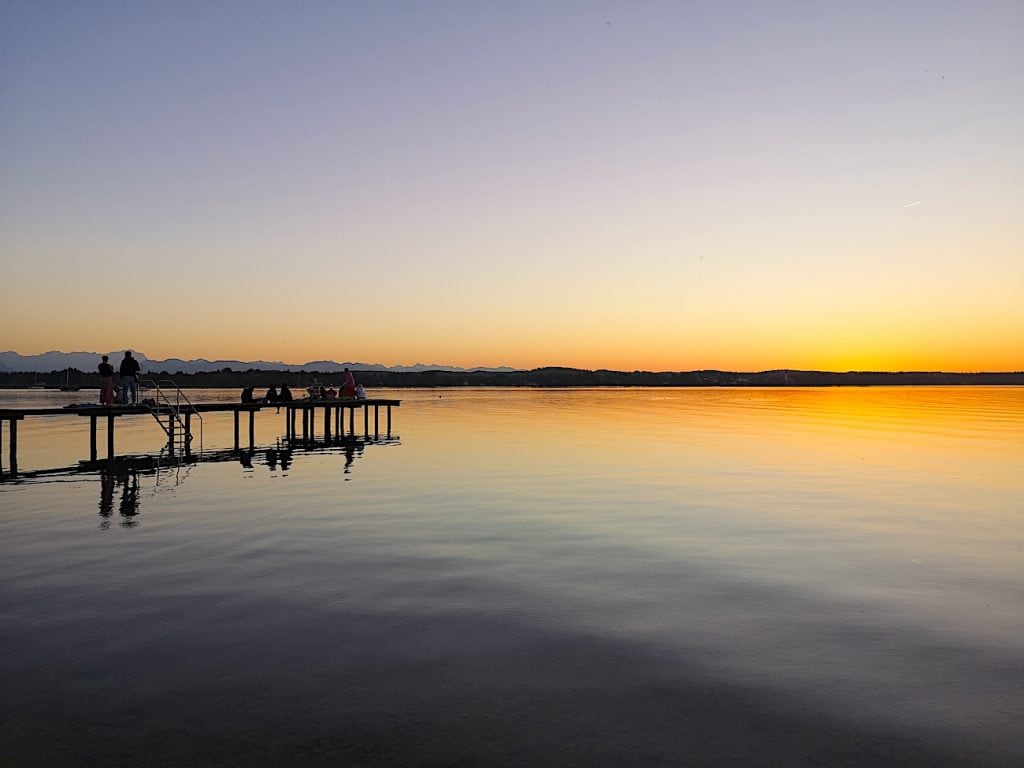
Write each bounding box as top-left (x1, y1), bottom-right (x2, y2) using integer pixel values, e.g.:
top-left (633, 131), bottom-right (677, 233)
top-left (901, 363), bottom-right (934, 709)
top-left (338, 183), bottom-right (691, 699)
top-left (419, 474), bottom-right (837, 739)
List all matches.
top-left (1, 386), bottom-right (1021, 766)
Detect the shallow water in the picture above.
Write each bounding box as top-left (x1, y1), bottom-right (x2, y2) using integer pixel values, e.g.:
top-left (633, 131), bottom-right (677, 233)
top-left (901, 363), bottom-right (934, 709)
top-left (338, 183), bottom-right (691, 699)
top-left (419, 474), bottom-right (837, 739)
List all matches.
top-left (1, 387), bottom-right (1022, 766)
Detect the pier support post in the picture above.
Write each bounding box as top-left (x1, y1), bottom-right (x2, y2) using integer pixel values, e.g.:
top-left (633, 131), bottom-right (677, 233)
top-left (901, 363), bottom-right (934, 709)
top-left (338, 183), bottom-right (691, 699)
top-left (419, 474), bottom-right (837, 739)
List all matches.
top-left (324, 406), bottom-right (330, 440)
top-left (184, 413), bottom-right (192, 457)
top-left (106, 414), bottom-right (114, 460)
top-left (248, 410), bottom-right (255, 449)
top-left (349, 407), bottom-right (354, 435)
top-left (374, 405), bottom-right (379, 438)
top-left (89, 416), bottom-right (97, 462)
top-left (8, 418), bottom-right (17, 476)
top-left (302, 408), bottom-right (309, 441)
top-left (363, 404), bottom-right (369, 438)
top-left (233, 411), bottom-right (240, 450)
top-left (168, 415), bottom-right (175, 456)
top-left (387, 405), bottom-right (392, 438)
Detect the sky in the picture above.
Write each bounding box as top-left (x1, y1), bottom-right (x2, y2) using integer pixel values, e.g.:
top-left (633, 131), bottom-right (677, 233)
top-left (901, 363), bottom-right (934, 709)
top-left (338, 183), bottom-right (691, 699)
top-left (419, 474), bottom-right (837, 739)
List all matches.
top-left (1, 1), bottom-right (1021, 372)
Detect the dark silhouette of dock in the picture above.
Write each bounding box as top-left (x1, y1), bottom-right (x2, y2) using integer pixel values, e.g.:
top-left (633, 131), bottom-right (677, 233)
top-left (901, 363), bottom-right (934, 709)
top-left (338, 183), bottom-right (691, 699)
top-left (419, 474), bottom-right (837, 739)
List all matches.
top-left (0, 398), bottom-right (400, 479)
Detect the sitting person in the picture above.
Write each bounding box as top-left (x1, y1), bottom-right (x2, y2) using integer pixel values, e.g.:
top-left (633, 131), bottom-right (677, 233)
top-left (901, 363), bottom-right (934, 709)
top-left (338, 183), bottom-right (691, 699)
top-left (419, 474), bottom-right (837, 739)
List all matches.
top-left (265, 386), bottom-right (279, 402)
top-left (355, 384), bottom-right (366, 399)
top-left (241, 387), bottom-right (255, 403)
top-left (278, 384), bottom-right (293, 402)
top-left (325, 387), bottom-right (338, 399)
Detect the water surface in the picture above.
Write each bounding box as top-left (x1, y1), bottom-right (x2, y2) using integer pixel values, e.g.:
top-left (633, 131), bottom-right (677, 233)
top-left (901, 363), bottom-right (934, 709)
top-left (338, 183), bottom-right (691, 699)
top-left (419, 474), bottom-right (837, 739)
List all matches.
top-left (1, 387), bottom-right (1021, 766)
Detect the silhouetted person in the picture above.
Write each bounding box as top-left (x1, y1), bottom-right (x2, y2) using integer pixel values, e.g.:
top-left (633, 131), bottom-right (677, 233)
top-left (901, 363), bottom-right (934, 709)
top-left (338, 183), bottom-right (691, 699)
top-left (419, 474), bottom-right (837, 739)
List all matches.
top-left (241, 387), bottom-right (255, 403)
top-left (341, 367), bottom-right (357, 398)
top-left (278, 384), bottom-right (293, 402)
top-left (119, 351), bottom-right (141, 405)
top-left (98, 355), bottom-right (115, 405)
top-left (263, 386), bottom-right (279, 412)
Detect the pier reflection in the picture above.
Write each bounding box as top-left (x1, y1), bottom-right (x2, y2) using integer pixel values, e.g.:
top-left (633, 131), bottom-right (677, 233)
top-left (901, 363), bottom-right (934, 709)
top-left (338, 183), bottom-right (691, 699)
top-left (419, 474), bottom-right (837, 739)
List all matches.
top-left (9, 434), bottom-right (398, 524)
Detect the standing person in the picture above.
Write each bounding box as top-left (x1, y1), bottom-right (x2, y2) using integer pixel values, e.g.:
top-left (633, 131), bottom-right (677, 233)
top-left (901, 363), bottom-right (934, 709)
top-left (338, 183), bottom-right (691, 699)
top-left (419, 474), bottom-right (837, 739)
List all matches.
top-left (119, 350), bottom-right (141, 405)
top-left (342, 367), bottom-right (357, 398)
top-left (98, 355), bottom-right (115, 405)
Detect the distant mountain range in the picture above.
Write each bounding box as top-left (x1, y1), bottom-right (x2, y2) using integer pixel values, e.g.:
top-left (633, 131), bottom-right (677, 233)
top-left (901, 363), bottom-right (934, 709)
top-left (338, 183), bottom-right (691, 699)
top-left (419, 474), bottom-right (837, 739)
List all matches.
top-left (0, 350), bottom-right (518, 375)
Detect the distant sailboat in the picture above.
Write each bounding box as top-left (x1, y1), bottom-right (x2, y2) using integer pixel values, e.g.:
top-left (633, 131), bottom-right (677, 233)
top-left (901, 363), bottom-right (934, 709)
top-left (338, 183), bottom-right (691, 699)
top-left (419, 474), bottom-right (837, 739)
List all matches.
top-left (59, 368), bottom-right (81, 392)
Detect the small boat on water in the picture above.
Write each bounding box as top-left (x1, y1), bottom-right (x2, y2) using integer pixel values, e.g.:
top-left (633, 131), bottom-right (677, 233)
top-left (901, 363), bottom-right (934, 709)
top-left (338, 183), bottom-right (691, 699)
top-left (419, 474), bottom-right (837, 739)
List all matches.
top-left (59, 368), bottom-right (81, 392)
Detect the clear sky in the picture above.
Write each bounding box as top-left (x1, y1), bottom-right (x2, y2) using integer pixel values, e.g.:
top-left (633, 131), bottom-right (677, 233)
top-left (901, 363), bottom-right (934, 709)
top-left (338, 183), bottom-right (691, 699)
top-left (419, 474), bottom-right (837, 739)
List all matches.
top-left (2, 1), bottom-right (1021, 371)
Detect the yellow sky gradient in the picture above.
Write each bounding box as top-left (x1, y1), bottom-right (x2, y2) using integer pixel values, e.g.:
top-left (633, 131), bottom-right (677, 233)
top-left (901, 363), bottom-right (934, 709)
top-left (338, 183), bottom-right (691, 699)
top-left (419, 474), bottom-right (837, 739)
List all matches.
top-left (2, 4), bottom-right (1022, 372)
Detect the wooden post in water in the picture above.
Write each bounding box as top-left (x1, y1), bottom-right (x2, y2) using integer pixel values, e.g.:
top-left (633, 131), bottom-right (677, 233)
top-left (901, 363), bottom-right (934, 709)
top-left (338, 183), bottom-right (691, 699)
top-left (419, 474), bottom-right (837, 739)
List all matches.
top-left (184, 412), bottom-right (192, 457)
top-left (324, 406), bottom-right (330, 440)
top-left (233, 411), bottom-right (240, 450)
top-left (9, 418), bottom-right (17, 476)
top-left (248, 410), bottom-right (255, 448)
top-left (168, 413), bottom-right (175, 456)
top-left (363, 404), bottom-right (369, 438)
top-left (89, 416), bottom-right (97, 462)
top-left (374, 404), bottom-right (379, 438)
top-left (387, 405), bottom-right (392, 438)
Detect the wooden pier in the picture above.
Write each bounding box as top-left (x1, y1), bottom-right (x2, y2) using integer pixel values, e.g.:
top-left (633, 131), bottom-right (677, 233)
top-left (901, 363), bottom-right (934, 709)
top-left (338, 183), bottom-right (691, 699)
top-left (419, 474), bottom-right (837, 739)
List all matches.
top-left (0, 398), bottom-right (400, 479)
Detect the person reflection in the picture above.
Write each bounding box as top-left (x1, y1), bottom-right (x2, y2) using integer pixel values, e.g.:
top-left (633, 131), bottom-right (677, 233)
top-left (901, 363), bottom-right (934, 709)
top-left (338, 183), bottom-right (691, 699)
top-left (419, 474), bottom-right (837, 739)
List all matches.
top-left (278, 448), bottom-right (292, 471)
top-left (119, 469), bottom-right (140, 528)
top-left (238, 449), bottom-right (254, 469)
top-left (266, 448), bottom-right (278, 470)
top-left (98, 470), bottom-right (115, 529)
top-left (344, 442), bottom-right (356, 473)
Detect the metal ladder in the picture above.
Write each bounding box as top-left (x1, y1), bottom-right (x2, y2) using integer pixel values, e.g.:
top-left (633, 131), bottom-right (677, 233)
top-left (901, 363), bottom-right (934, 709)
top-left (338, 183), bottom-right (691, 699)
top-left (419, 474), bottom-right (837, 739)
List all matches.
top-left (140, 379), bottom-right (203, 455)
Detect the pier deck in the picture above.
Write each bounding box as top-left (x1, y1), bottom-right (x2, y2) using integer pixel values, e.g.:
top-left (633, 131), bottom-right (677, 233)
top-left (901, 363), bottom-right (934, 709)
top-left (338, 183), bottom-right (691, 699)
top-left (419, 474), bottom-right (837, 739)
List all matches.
top-left (0, 399), bottom-right (400, 478)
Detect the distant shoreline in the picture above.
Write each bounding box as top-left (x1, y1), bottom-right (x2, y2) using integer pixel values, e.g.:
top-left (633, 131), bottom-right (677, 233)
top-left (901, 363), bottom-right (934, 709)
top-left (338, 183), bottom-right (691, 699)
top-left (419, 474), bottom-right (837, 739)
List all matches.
top-left (2, 369), bottom-right (1022, 389)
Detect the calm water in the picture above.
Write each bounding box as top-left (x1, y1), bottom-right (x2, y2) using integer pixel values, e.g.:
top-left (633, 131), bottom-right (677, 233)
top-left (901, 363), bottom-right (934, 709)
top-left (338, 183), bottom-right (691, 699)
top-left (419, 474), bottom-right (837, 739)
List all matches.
top-left (1, 387), bottom-right (1021, 767)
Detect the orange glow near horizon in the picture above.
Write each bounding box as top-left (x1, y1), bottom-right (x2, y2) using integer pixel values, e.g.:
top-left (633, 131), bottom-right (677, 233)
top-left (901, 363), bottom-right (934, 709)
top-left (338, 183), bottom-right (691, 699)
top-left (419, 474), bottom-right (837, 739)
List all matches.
top-left (2, 5), bottom-right (1022, 375)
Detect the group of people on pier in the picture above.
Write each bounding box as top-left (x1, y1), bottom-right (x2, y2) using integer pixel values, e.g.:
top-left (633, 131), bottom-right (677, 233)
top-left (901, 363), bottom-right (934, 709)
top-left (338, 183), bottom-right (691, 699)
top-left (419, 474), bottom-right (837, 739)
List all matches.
top-left (241, 385), bottom-right (294, 404)
top-left (95, 352), bottom-right (367, 409)
top-left (97, 351), bottom-right (141, 406)
top-left (240, 368), bottom-right (363, 405)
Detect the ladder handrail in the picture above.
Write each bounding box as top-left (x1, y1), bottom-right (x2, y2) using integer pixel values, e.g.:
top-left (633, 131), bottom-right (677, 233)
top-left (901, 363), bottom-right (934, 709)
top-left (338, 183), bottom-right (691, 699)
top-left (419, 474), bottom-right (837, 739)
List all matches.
top-left (139, 379), bottom-right (203, 451)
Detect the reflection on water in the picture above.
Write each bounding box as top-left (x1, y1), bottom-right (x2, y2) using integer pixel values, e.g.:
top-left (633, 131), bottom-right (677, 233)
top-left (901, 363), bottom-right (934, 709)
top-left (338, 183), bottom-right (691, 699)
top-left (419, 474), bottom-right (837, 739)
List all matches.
top-left (24, 435), bottom-right (380, 527)
top-left (97, 467), bottom-right (140, 528)
top-left (0, 387), bottom-right (1022, 767)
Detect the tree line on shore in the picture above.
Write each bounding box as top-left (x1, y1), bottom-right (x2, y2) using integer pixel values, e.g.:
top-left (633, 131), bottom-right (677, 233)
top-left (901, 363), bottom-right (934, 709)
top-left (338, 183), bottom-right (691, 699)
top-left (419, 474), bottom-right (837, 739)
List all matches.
top-left (2, 367), bottom-right (1021, 390)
